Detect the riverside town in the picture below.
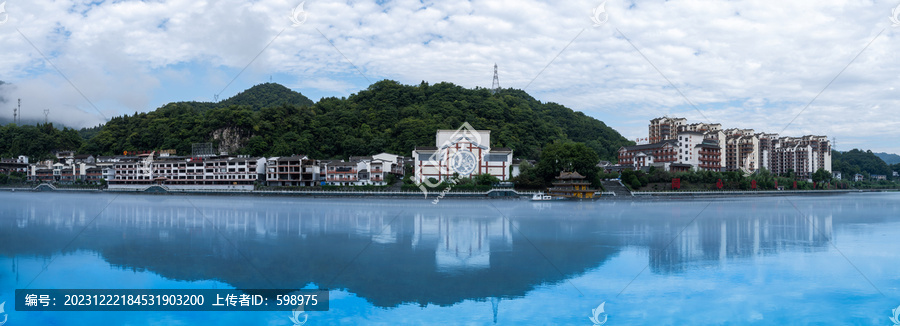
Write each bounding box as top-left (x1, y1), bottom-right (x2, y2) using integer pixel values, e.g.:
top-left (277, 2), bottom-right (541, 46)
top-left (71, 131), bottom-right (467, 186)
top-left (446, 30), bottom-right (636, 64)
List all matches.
top-left (5, 116), bottom-right (896, 197)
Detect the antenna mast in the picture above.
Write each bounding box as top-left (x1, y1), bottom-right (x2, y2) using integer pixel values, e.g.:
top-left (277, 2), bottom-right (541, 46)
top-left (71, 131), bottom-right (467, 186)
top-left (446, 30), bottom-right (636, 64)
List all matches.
top-left (491, 63), bottom-right (500, 94)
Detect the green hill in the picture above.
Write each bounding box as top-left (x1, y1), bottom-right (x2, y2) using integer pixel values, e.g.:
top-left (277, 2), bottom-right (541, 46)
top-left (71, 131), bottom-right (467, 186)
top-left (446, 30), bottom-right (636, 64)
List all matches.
top-left (13, 80), bottom-right (633, 161)
top-left (874, 152), bottom-right (900, 165)
top-left (832, 149), bottom-right (892, 177)
top-left (158, 83), bottom-right (315, 113)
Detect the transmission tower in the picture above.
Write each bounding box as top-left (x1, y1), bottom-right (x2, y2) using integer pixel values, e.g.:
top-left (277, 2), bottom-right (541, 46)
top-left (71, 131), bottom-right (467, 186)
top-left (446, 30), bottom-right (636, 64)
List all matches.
top-left (43, 109), bottom-right (49, 124)
top-left (14, 99), bottom-right (20, 124)
top-left (491, 63), bottom-right (500, 94)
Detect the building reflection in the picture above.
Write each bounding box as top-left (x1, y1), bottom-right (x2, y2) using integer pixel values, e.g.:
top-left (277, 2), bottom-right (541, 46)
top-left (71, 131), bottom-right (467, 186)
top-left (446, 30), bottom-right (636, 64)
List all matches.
top-left (411, 214), bottom-right (512, 273)
top-left (0, 194), bottom-right (867, 310)
top-left (649, 213), bottom-right (832, 274)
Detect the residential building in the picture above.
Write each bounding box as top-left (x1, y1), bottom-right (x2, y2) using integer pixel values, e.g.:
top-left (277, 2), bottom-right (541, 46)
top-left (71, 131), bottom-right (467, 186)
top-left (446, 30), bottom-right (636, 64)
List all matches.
top-left (73, 154), bottom-right (96, 164)
top-left (0, 156), bottom-right (29, 173)
top-left (372, 152), bottom-right (406, 176)
top-left (648, 117), bottom-right (686, 143)
top-left (724, 129), bottom-right (759, 173)
top-left (53, 150), bottom-right (75, 160)
top-left (619, 117), bottom-right (831, 177)
top-left (108, 155), bottom-right (260, 190)
top-left (325, 161), bottom-right (358, 185)
top-left (266, 155), bottom-right (319, 187)
top-left (617, 140), bottom-right (678, 171)
top-left (617, 131), bottom-right (722, 172)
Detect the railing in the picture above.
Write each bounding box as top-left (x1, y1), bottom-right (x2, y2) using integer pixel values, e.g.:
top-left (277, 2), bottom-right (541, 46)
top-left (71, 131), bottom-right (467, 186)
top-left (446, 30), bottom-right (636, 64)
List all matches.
top-left (631, 189), bottom-right (859, 195)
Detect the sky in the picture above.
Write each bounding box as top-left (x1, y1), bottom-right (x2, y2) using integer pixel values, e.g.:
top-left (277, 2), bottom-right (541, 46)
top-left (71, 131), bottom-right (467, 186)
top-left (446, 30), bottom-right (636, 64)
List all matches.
top-left (0, 0), bottom-right (899, 154)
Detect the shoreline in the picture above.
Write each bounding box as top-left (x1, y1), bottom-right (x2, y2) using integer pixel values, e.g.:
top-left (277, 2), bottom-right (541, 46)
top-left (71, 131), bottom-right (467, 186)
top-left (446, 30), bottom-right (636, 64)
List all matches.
top-left (1, 185), bottom-right (894, 199)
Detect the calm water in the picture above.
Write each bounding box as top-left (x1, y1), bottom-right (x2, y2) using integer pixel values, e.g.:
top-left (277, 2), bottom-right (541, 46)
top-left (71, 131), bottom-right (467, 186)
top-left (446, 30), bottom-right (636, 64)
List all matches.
top-left (1, 192), bottom-right (900, 325)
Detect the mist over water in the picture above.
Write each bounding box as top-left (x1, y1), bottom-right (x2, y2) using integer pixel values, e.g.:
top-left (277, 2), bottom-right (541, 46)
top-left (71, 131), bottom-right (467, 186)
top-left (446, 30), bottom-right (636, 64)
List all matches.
top-left (1, 193), bottom-right (899, 324)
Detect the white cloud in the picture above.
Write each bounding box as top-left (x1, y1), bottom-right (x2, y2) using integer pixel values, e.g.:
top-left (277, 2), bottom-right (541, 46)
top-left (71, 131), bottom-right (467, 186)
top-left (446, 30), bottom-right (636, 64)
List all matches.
top-left (0, 0), bottom-right (899, 153)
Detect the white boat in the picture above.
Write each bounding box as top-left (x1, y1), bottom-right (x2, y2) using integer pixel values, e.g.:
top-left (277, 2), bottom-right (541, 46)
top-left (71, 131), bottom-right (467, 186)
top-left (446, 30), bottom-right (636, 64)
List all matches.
top-left (531, 193), bottom-right (553, 201)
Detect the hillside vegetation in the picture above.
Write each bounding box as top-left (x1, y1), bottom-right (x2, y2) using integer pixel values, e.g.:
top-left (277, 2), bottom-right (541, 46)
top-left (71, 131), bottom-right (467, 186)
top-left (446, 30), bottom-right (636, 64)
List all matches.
top-left (70, 80), bottom-right (631, 160)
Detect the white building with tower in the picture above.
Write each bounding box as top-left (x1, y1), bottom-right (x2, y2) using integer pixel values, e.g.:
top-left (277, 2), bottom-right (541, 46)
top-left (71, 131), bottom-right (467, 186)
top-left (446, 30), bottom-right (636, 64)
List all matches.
top-left (412, 124), bottom-right (514, 184)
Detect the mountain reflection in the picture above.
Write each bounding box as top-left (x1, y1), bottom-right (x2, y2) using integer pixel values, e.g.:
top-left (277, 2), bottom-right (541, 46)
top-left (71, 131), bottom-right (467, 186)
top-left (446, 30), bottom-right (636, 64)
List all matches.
top-left (0, 194), bottom-right (844, 307)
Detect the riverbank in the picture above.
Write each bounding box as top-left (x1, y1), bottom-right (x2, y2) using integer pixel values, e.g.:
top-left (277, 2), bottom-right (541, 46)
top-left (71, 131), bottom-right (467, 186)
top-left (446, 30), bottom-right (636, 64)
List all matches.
top-left (629, 189), bottom-right (879, 198)
top-left (0, 184), bottom-right (886, 200)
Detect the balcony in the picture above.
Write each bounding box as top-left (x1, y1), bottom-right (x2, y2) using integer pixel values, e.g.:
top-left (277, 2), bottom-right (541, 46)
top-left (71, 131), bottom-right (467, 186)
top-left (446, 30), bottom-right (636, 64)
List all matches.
top-left (650, 150), bottom-right (675, 156)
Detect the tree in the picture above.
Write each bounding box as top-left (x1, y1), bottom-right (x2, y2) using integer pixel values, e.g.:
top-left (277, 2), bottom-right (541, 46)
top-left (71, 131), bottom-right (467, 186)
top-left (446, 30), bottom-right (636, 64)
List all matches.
top-left (812, 168), bottom-right (832, 184)
top-left (534, 141), bottom-right (601, 186)
top-left (473, 173), bottom-right (501, 186)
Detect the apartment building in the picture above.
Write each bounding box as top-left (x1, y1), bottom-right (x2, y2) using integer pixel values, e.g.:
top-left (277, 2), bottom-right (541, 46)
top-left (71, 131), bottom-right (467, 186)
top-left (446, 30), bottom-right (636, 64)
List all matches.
top-left (108, 155), bottom-right (260, 190)
top-left (618, 131), bottom-right (722, 172)
top-left (266, 155), bottom-right (319, 187)
top-left (620, 117), bottom-right (830, 177)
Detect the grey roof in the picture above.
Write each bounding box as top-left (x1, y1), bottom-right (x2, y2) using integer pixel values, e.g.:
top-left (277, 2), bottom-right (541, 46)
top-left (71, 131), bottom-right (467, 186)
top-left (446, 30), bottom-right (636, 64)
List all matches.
top-left (622, 140), bottom-right (677, 151)
top-left (414, 146), bottom-right (438, 151)
top-left (276, 155), bottom-right (308, 161)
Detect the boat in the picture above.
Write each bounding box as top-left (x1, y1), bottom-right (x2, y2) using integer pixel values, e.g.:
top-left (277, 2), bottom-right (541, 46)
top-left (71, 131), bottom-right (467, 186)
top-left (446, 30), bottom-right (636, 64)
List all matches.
top-left (531, 193), bottom-right (553, 201)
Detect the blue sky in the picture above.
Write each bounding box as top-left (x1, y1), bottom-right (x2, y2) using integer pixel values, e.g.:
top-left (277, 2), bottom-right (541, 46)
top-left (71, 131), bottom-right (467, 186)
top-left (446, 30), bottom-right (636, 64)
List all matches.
top-left (1, 0), bottom-right (899, 154)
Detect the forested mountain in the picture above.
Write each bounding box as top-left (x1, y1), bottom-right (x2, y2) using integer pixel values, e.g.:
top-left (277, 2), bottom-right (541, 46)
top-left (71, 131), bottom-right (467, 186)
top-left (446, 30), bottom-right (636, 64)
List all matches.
top-left (162, 83), bottom-right (316, 113)
top-left (832, 149), bottom-right (893, 176)
top-left (218, 82), bottom-right (315, 109)
top-left (0, 123), bottom-right (84, 160)
top-left (75, 80), bottom-right (632, 160)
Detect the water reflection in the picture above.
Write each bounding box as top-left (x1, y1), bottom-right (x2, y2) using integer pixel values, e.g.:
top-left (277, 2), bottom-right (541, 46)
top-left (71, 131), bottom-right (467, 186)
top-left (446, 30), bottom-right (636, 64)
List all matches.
top-left (0, 193), bottom-right (863, 310)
